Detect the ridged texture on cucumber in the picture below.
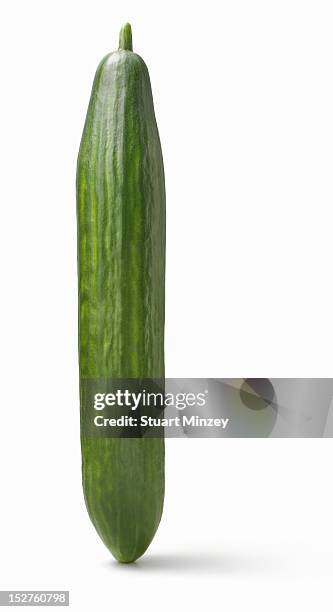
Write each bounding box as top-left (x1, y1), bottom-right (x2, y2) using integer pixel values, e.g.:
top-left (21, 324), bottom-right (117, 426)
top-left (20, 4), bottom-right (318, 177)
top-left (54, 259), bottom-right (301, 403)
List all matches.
top-left (76, 23), bottom-right (165, 563)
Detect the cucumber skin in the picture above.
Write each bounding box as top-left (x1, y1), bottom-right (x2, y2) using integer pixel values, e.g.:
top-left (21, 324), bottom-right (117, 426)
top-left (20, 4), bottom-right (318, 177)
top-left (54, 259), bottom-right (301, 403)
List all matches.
top-left (76, 48), bottom-right (165, 563)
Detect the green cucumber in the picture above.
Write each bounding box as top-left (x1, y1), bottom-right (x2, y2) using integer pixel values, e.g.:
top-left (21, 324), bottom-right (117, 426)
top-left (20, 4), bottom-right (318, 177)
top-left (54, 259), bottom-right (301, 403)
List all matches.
top-left (76, 23), bottom-right (165, 563)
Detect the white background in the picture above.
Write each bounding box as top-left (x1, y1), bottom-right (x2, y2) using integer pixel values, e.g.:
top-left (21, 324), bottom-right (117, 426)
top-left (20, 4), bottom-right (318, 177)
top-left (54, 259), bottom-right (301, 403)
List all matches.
top-left (1, 0), bottom-right (333, 610)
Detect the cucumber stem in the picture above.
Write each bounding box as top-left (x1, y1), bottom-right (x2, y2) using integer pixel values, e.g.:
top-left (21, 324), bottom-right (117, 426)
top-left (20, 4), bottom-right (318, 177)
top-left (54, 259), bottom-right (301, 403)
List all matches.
top-left (119, 23), bottom-right (133, 51)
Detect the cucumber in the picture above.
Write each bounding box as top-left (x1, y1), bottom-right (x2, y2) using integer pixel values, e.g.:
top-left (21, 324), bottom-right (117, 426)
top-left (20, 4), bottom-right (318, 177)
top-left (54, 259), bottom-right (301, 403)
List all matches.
top-left (76, 23), bottom-right (165, 563)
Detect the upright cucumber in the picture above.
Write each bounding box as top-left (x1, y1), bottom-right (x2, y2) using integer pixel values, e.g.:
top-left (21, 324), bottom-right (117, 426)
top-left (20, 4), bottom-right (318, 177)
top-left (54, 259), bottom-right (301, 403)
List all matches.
top-left (76, 23), bottom-right (165, 563)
